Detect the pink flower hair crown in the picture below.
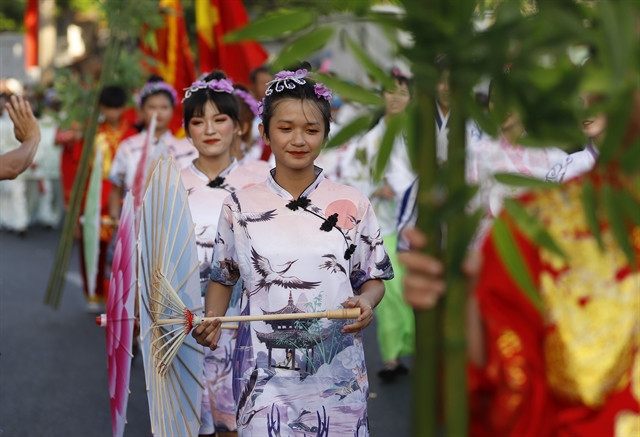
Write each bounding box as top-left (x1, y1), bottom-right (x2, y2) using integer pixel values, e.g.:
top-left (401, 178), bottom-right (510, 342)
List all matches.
top-left (182, 78), bottom-right (235, 103)
top-left (233, 88), bottom-right (260, 118)
top-left (138, 81), bottom-right (178, 107)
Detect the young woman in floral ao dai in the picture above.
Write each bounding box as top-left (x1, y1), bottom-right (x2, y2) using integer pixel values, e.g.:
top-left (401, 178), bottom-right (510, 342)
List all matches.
top-left (181, 71), bottom-right (269, 436)
top-left (192, 69), bottom-right (393, 436)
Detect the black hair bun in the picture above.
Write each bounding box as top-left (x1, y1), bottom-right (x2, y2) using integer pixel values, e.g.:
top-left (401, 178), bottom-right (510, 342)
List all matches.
top-left (147, 74), bottom-right (165, 83)
top-left (202, 70), bottom-right (228, 82)
top-left (283, 61), bottom-right (312, 72)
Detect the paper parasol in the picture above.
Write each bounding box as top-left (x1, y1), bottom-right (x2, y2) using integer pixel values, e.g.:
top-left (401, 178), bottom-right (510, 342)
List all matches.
top-left (96, 193), bottom-right (137, 437)
top-left (138, 158), bottom-right (204, 437)
top-left (83, 145), bottom-right (103, 301)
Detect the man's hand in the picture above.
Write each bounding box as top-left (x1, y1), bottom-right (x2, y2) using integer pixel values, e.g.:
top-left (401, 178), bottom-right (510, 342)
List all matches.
top-left (398, 227), bottom-right (482, 310)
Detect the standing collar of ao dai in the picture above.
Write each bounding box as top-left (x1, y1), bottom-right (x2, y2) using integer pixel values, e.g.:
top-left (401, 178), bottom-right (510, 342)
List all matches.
top-left (266, 165), bottom-right (325, 200)
top-left (189, 158), bottom-right (239, 182)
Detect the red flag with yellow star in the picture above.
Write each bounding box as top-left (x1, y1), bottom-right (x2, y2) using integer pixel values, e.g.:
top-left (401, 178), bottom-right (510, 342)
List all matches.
top-left (196, 0), bottom-right (268, 85)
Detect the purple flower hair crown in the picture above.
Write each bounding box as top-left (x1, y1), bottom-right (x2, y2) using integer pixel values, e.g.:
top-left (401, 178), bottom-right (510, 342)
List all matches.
top-left (233, 88), bottom-right (260, 118)
top-left (138, 81), bottom-right (178, 107)
top-left (314, 82), bottom-right (332, 102)
top-left (182, 78), bottom-right (235, 103)
top-left (264, 69), bottom-right (308, 95)
top-left (257, 99), bottom-right (265, 119)
top-left (263, 69), bottom-right (333, 106)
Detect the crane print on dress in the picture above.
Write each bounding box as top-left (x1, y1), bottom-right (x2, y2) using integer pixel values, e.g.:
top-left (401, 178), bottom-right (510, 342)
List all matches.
top-left (250, 247), bottom-right (321, 296)
top-left (318, 254), bottom-right (347, 275)
top-left (359, 228), bottom-right (393, 280)
top-left (229, 191), bottom-right (277, 239)
top-left (360, 228), bottom-right (383, 252)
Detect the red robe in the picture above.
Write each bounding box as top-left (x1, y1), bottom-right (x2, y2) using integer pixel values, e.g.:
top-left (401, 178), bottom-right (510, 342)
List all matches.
top-left (471, 172), bottom-right (640, 437)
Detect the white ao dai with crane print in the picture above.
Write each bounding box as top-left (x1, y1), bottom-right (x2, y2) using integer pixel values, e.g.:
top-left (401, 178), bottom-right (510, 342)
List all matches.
top-left (210, 168), bottom-right (393, 436)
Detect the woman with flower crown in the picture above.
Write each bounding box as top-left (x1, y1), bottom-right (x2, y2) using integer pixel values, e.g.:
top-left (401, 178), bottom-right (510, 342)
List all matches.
top-left (180, 70), bottom-right (268, 437)
top-left (107, 76), bottom-right (197, 221)
top-left (192, 65), bottom-right (393, 436)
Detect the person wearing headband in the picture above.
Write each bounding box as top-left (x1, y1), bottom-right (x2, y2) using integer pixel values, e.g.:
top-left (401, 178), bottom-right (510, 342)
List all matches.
top-left (108, 76), bottom-right (196, 221)
top-left (180, 70), bottom-right (268, 437)
top-left (193, 65), bottom-right (392, 436)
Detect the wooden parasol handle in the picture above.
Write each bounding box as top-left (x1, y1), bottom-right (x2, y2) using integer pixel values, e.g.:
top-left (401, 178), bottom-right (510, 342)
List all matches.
top-left (157, 307), bottom-right (361, 330)
top-left (196, 307), bottom-right (361, 324)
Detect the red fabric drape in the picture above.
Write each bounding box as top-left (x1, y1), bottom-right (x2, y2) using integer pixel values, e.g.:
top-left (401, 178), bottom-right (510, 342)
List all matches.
top-left (196, 0), bottom-right (268, 85)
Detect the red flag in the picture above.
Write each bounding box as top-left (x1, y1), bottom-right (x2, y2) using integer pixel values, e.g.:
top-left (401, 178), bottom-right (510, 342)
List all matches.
top-left (196, 0), bottom-right (269, 85)
top-left (140, 0), bottom-right (196, 135)
top-left (24, 0), bottom-right (38, 70)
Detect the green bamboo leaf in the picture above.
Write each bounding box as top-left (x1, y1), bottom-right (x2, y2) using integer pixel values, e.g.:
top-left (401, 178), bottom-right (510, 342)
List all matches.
top-left (373, 113), bottom-right (405, 182)
top-left (618, 190), bottom-right (640, 225)
top-left (272, 26), bottom-right (335, 71)
top-left (223, 9), bottom-right (314, 43)
top-left (325, 114), bottom-right (373, 149)
top-left (602, 183), bottom-right (637, 266)
top-left (143, 31), bottom-right (158, 53)
top-left (503, 198), bottom-right (567, 259)
top-left (598, 88), bottom-right (633, 164)
top-left (600, 0), bottom-right (625, 80)
top-left (314, 74), bottom-right (383, 106)
top-left (619, 138), bottom-right (640, 174)
top-left (342, 34), bottom-right (395, 90)
top-left (492, 218), bottom-right (544, 312)
top-left (581, 179), bottom-right (604, 250)
top-left (494, 173), bottom-right (557, 189)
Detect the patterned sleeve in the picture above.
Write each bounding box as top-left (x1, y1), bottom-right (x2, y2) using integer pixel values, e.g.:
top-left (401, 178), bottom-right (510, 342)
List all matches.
top-left (349, 200), bottom-right (395, 291)
top-left (108, 141), bottom-right (128, 187)
top-left (209, 198), bottom-right (240, 286)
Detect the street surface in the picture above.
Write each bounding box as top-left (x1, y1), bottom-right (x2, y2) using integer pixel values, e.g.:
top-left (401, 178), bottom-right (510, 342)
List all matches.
top-left (0, 225), bottom-right (411, 436)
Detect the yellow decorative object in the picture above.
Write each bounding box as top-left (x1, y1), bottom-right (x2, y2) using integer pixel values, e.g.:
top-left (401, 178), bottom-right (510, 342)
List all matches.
top-left (615, 411), bottom-right (640, 437)
top-left (528, 183), bottom-right (640, 408)
top-left (632, 351), bottom-right (640, 404)
top-left (497, 329), bottom-right (522, 358)
top-left (94, 133), bottom-right (111, 180)
top-left (497, 330), bottom-right (527, 394)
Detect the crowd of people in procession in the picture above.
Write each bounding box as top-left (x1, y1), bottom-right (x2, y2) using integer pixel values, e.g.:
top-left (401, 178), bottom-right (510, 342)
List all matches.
top-left (0, 42), bottom-right (637, 436)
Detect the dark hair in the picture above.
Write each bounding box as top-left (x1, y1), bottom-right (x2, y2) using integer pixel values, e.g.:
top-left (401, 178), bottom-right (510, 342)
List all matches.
top-left (99, 85), bottom-right (127, 108)
top-left (139, 75), bottom-right (177, 107)
top-left (384, 68), bottom-right (412, 97)
top-left (233, 83), bottom-right (256, 143)
top-left (261, 63), bottom-right (332, 139)
top-left (183, 70), bottom-right (240, 136)
top-left (250, 65), bottom-right (271, 84)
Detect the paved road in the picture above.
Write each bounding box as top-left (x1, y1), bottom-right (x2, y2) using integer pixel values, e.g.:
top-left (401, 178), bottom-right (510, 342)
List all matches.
top-left (0, 225), bottom-right (411, 436)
